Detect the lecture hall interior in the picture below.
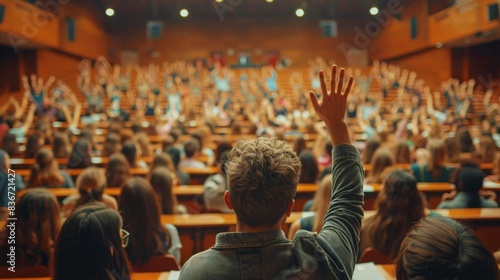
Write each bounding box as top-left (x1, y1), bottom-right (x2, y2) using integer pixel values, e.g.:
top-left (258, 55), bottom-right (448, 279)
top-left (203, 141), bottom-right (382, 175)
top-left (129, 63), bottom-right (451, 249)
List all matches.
top-left (0, 0), bottom-right (500, 279)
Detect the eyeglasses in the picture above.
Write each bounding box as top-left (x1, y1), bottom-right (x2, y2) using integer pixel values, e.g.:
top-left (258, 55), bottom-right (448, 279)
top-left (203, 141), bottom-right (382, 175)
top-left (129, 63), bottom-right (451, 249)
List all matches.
top-left (121, 229), bottom-right (130, 248)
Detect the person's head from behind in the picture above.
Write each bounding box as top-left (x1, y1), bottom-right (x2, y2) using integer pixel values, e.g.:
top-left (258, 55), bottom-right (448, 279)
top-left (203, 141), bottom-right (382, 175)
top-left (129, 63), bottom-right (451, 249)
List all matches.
top-left (166, 147), bottom-right (181, 168)
top-left (367, 147), bottom-right (394, 184)
top-left (103, 132), bottom-right (122, 157)
top-left (119, 178), bottom-right (168, 266)
top-left (299, 150), bottom-right (319, 183)
top-left (292, 136), bottom-right (307, 156)
top-left (363, 137), bottom-right (381, 164)
top-left (427, 138), bottom-right (446, 168)
top-left (74, 167), bottom-right (106, 212)
top-left (455, 126), bottom-right (475, 153)
top-left (17, 189), bottom-right (61, 266)
top-left (1, 133), bottom-right (19, 157)
top-left (106, 153), bottom-right (131, 188)
top-left (149, 167), bottom-right (176, 214)
top-left (133, 132), bottom-right (152, 157)
top-left (452, 166), bottom-right (485, 194)
top-left (53, 203), bottom-right (131, 280)
top-left (67, 139), bottom-right (93, 169)
top-left (183, 139), bottom-right (199, 159)
top-left (371, 169), bottom-right (425, 257)
top-left (121, 141), bottom-right (139, 167)
top-left (53, 132), bottom-right (71, 158)
top-left (151, 152), bottom-right (175, 173)
top-left (25, 133), bottom-right (44, 158)
top-left (396, 216), bottom-right (499, 280)
top-left (478, 135), bottom-right (497, 163)
top-left (30, 148), bottom-right (63, 187)
top-left (224, 138), bottom-right (301, 229)
top-left (393, 140), bottom-right (412, 164)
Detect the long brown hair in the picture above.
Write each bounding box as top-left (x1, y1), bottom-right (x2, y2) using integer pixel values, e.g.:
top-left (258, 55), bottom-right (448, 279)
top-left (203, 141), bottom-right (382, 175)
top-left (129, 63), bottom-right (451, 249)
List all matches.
top-left (105, 153), bottom-right (131, 188)
top-left (393, 140), bottom-right (412, 164)
top-left (17, 189), bottom-right (61, 267)
top-left (368, 169), bottom-right (425, 258)
top-left (363, 137), bottom-right (381, 164)
top-left (427, 139), bottom-right (447, 180)
top-left (366, 147), bottom-right (394, 184)
top-left (396, 216), bottom-right (500, 280)
top-left (119, 178), bottom-right (170, 266)
top-left (29, 148), bottom-right (65, 188)
top-left (478, 135), bottom-right (497, 164)
top-left (149, 167), bottom-right (177, 214)
top-left (53, 132), bottom-right (71, 159)
top-left (102, 133), bottom-right (122, 157)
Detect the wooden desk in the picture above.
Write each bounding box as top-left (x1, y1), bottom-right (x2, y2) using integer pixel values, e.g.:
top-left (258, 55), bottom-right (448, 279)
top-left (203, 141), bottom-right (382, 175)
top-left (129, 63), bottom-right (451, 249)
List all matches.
top-left (17, 183), bottom-right (500, 213)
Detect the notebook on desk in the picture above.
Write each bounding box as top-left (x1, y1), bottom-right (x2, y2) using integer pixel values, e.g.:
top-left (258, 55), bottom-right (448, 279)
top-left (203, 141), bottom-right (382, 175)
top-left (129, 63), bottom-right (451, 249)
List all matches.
top-left (353, 262), bottom-right (385, 280)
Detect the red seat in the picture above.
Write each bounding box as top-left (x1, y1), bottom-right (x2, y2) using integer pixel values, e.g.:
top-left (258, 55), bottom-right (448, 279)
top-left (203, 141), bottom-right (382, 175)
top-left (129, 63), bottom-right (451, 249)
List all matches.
top-left (0, 265), bottom-right (50, 278)
top-left (133, 254), bottom-right (180, 272)
top-left (358, 247), bottom-right (391, 264)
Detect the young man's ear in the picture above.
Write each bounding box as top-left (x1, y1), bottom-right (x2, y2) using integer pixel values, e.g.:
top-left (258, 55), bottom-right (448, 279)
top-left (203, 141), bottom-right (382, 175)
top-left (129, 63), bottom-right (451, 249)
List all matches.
top-left (285, 199), bottom-right (295, 217)
top-left (224, 190), bottom-right (234, 210)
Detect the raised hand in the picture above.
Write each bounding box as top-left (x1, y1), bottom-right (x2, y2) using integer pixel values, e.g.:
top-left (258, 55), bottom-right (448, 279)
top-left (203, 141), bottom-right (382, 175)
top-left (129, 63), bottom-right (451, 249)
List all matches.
top-left (309, 65), bottom-right (353, 146)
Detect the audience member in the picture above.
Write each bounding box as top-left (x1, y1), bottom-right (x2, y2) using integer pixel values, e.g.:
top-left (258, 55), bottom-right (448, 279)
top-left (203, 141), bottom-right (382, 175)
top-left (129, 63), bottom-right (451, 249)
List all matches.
top-left (150, 167), bottom-right (187, 214)
top-left (119, 178), bottom-right (182, 266)
top-left (179, 139), bottom-right (206, 168)
top-left (62, 167), bottom-right (118, 217)
top-left (203, 151), bottom-right (232, 213)
top-left (179, 65), bottom-right (364, 279)
top-left (105, 153), bottom-right (131, 188)
top-left (53, 203), bottom-right (132, 280)
top-left (396, 216), bottom-right (500, 280)
top-left (28, 148), bottom-right (74, 188)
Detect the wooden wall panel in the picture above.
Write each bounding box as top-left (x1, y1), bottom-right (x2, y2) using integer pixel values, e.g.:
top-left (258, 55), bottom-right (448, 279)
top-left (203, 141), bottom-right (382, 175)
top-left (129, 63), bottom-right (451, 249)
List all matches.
top-left (389, 47), bottom-right (452, 85)
top-left (111, 17), bottom-right (368, 66)
top-left (370, 0), bottom-right (429, 60)
top-left (428, 1), bottom-right (480, 44)
top-left (0, 0), bottom-right (59, 48)
top-left (57, 1), bottom-right (110, 59)
top-left (35, 49), bottom-right (81, 86)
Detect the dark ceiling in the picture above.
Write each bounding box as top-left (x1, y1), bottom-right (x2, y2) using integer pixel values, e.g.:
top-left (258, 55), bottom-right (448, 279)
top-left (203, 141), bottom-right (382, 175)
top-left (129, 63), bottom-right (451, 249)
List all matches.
top-left (97, 0), bottom-right (383, 20)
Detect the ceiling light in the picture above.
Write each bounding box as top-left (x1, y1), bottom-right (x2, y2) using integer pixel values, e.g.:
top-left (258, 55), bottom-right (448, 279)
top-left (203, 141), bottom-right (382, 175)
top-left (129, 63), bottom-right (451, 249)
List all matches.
top-left (295, 8), bottom-right (304, 17)
top-left (105, 8), bottom-right (115, 17)
top-left (180, 9), bottom-right (189, 17)
top-left (369, 7), bottom-right (379, 15)
top-left (215, 0), bottom-right (223, 2)
top-left (266, 0), bottom-right (274, 2)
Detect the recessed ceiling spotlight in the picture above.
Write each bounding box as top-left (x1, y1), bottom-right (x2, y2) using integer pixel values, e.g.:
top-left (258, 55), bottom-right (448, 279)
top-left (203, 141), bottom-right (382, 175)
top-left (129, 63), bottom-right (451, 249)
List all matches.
top-left (105, 8), bottom-right (115, 17)
top-left (180, 9), bottom-right (189, 17)
top-left (369, 7), bottom-right (379, 15)
top-left (296, 8), bottom-right (304, 17)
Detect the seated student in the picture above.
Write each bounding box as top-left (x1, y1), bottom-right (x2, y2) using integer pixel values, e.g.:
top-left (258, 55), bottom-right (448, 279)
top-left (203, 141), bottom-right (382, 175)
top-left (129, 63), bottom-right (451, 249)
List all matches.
top-left (29, 148), bottom-right (74, 188)
top-left (67, 139), bottom-right (93, 169)
top-left (53, 132), bottom-right (71, 159)
top-left (119, 178), bottom-right (182, 266)
top-left (288, 175), bottom-right (332, 238)
top-left (24, 133), bottom-right (45, 158)
top-left (179, 65), bottom-right (364, 279)
top-left (0, 150), bottom-right (24, 208)
top-left (1, 133), bottom-right (20, 158)
top-left (203, 151), bottom-right (232, 213)
top-left (62, 167), bottom-right (118, 217)
top-left (121, 141), bottom-right (149, 170)
top-left (1, 189), bottom-right (60, 268)
top-left (6, 104), bottom-right (37, 142)
top-left (179, 139), bottom-right (206, 168)
top-left (438, 164), bottom-right (499, 209)
top-left (105, 153), bottom-right (131, 188)
top-left (52, 203), bottom-right (132, 280)
top-left (298, 150), bottom-right (319, 184)
top-left (411, 139), bottom-right (454, 182)
top-left (365, 147), bottom-right (394, 184)
top-left (360, 169), bottom-right (425, 259)
top-left (395, 216), bottom-right (499, 280)
top-left (102, 132), bottom-right (122, 157)
top-left (167, 147), bottom-right (190, 185)
top-left (150, 167), bottom-right (187, 214)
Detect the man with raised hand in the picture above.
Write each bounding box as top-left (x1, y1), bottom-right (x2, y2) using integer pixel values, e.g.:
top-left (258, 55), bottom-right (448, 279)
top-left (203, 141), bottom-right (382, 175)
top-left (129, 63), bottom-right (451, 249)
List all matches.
top-left (179, 65), bottom-right (364, 279)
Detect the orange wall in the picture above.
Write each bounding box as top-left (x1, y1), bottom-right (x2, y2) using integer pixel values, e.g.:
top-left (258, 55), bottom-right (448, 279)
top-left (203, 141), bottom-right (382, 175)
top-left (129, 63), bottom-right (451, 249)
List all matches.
top-left (111, 17), bottom-right (368, 66)
top-left (35, 49), bottom-right (81, 86)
